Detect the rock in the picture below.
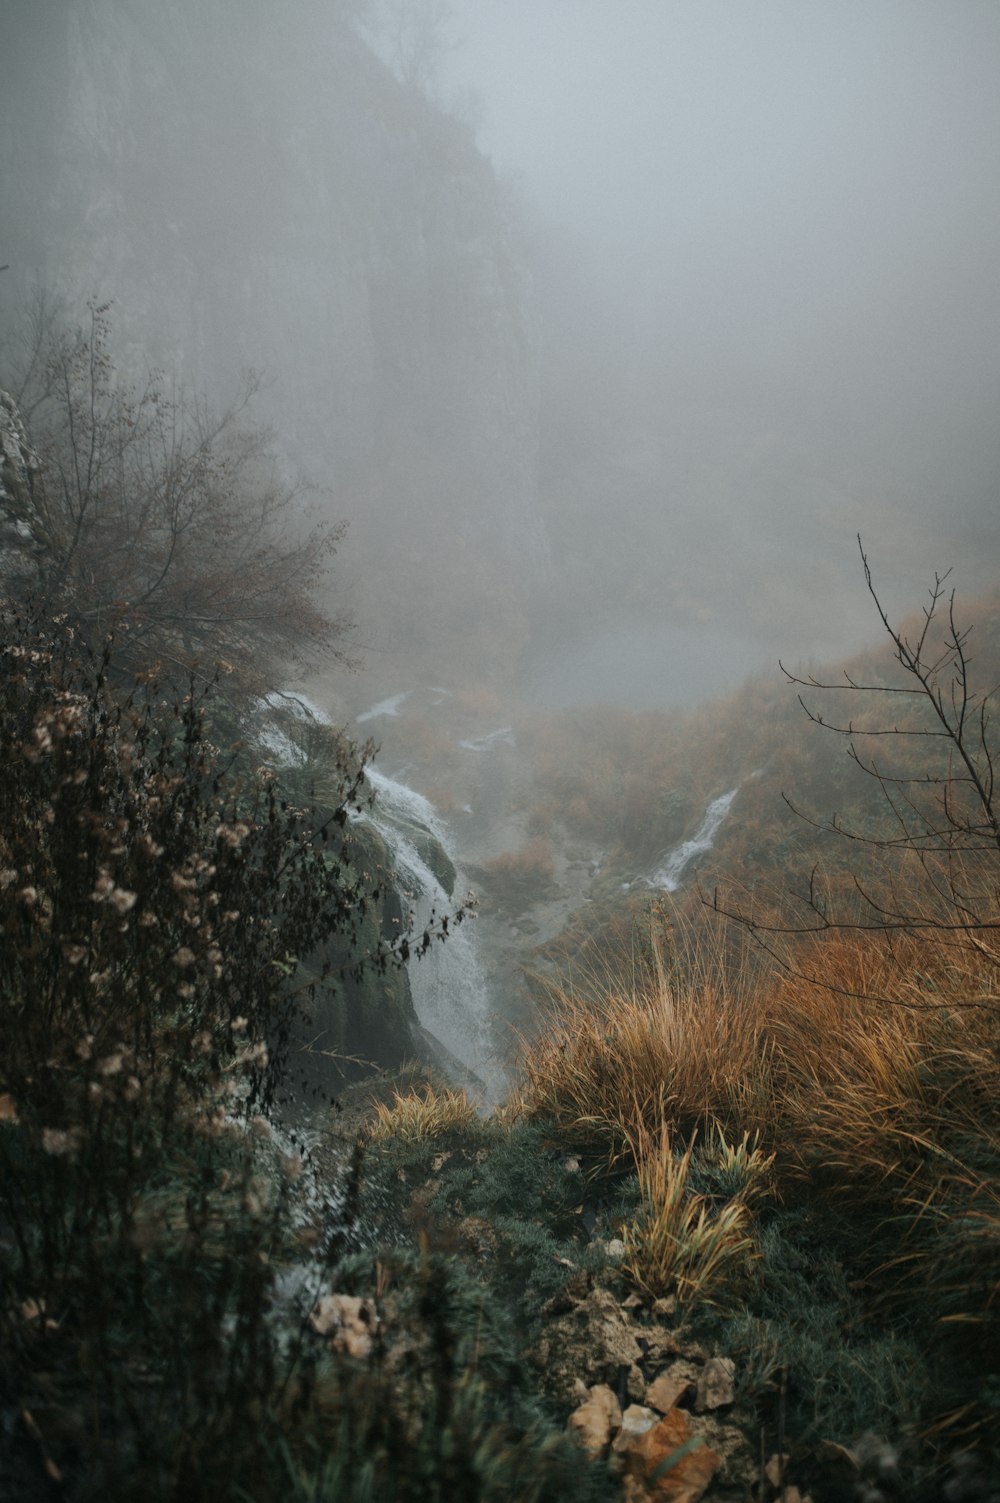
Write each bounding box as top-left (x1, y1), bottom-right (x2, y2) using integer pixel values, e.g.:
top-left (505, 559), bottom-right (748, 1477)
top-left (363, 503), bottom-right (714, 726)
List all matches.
top-left (765, 1454), bottom-right (790, 1488)
top-left (309, 1294), bottom-right (378, 1358)
top-left (566, 1384), bottom-right (622, 1458)
top-left (564, 1269), bottom-right (591, 1300)
top-left (531, 1285), bottom-right (646, 1402)
top-left (617, 1406), bottom-right (721, 1502)
top-left (455, 1215), bottom-right (497, 1262)
top-left (686, 1414), bottom-right (758, 1491)
top-left (646, 1360), bottom-right (700, 1413)
top-left (694, 1356), bottom-right (736, 1411)
top-left (652, 1295), bottom-right (678, 1318)
top-left (611, 1404), bottom-right (661, 1453)
top-left (605, 1237), bottom-right (627, 1259)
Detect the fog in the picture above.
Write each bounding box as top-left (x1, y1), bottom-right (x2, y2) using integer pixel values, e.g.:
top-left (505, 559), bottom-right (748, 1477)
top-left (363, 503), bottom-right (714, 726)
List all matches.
top-left (441, 0), bottom-right (1000, 697)
top-left (2, 0), bottom-right (999, 709)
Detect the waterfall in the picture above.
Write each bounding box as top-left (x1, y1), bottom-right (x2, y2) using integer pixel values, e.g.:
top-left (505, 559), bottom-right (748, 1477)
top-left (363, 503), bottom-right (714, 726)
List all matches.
top-left (649, 788), bottom-right (739, 892)
top-left (250, 694), bottom-right (503, 1101)
top-left (364, 769), bottom-right (505, 1103)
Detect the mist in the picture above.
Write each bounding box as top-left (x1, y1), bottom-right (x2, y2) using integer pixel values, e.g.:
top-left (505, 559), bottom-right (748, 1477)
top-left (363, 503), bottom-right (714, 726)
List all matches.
top-left (439, 1), bottom-right (1000, 699)
top-left (2, 0), bottom-right (999, 710)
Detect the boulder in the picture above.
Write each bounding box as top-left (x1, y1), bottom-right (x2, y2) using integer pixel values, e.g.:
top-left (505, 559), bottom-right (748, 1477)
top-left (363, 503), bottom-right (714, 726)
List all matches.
top-left (566, 1384), bottom-right (622, 1458)
top-left (616, 1406), bottom-right (721, 1503)
top-left (694, 1356), bottom-right (736, 1411)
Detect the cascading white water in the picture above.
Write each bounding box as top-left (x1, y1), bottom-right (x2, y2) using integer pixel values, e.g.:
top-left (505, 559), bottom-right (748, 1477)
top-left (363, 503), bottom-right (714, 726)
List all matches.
top-left (364, 768), bottom-right (505, 1102)
top-left (251, 694), bottom-right (503, 1100)
top-left (357, 691), bottom-right (412, 724)
top-left (649, 788), bottom-right (739, 892)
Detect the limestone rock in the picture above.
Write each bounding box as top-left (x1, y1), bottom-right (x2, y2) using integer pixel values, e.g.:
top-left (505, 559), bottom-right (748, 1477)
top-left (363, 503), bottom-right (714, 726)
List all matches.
top-left (646, 1360), bottom-right (700, 1413)
top-left (652, 1294), bottom-right (677, 1317)
top-left (454, 1215), bottom-right (498, 1262)
top-left (611, 1404), bottom-right (661, 1454)
top-left (566, 1383), bottom-right (622, 1458)
top-left (691, 1415), bottom-right (756, 1491)
top-left (309, 1293), bottom-right (378, 1358)
top-left (694, 1356), bottom-right (736, 1411)
top-left (618, 1406), bottom-right (721, 1502)
top-left (765, 1454), bottom-right (790, 1488)
top-left (531, 1284), bottom-right (645, 1402)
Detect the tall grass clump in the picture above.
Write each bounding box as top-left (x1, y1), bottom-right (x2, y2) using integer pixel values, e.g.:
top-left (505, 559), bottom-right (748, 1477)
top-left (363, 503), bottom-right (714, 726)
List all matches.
top-left (521, 911), bottom-right (776, 1158)
top-left (621, 1125), bottom-right (763, 1308)
top-left (367, 1083), bottom-right (479, 1142)
top-left (522, 900), bottom-right (1000, 1448)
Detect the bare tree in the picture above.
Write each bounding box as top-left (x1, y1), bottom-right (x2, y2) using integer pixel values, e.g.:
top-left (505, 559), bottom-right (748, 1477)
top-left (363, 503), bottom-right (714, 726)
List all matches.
top-left (712, 537), bottom-right (1000, 1003)
top-left (2, 298), bottom-right (353, 691)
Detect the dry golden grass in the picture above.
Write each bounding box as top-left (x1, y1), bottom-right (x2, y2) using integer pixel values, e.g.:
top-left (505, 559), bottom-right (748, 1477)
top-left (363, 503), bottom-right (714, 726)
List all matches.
top-left (519, 908), bottom-right (1000, 1327)
top-left (366, 1084), bottom-right (478, 1142)
top-left (520, 914), bottom-right (776, 1158)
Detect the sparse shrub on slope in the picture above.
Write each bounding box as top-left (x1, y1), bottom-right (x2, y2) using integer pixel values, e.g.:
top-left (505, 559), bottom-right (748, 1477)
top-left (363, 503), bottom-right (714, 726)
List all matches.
top-left (0, 605), bottom-right (414, 1499)
top-left (508, 553), bottom-right (1000, 1478)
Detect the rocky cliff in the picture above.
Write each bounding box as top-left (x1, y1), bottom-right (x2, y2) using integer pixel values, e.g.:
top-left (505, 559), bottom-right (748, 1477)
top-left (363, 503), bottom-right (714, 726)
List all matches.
top-left (1, 0), bottom-right (546, 680)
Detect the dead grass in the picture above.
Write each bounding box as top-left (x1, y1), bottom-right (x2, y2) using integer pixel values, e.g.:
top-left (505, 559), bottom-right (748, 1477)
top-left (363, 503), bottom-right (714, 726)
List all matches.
top-left (520, 912), bottom-right (775, 1158)
top-left (518, 908), bottom-right (1000, 1330)
top-left (366, 1084), bottom-right (478, 1142)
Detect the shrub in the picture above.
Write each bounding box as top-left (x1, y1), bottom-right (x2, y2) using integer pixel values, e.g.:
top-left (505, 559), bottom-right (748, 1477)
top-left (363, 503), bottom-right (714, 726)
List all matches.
top-left (521, 907), bottom-right (773, 1158)
top-left (0, 605), bottom-right (410, 1498)
top-left (4, 297), bottom-right (351, 695)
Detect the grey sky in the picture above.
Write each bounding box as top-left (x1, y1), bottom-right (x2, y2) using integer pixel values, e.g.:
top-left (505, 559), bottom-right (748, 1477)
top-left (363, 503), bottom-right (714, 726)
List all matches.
top-left (445, 2), bottom-right (1000, 266)
top-left (441, 2), bottom-right (1000, 642)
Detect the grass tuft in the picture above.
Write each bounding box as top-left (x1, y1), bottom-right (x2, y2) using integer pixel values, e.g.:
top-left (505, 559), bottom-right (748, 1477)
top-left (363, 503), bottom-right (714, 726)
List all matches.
top-left (621, 1125), bottom-right (760, 1308)
top-left (367, 1084), bottom-right (479, 1142)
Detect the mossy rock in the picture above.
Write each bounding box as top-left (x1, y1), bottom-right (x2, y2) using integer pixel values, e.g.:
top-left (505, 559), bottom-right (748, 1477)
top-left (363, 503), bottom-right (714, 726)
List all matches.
top-left (282, 822), bottom-right (421, 1100)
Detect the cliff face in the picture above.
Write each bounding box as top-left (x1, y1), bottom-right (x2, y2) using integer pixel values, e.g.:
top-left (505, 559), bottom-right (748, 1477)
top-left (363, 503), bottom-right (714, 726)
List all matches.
top-left (0, 0), bottom-right (545, 681)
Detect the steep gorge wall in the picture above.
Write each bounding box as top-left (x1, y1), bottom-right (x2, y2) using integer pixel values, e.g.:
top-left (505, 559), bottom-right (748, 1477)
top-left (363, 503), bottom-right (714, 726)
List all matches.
top-left (0, 0), bottom-right (546, 680)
